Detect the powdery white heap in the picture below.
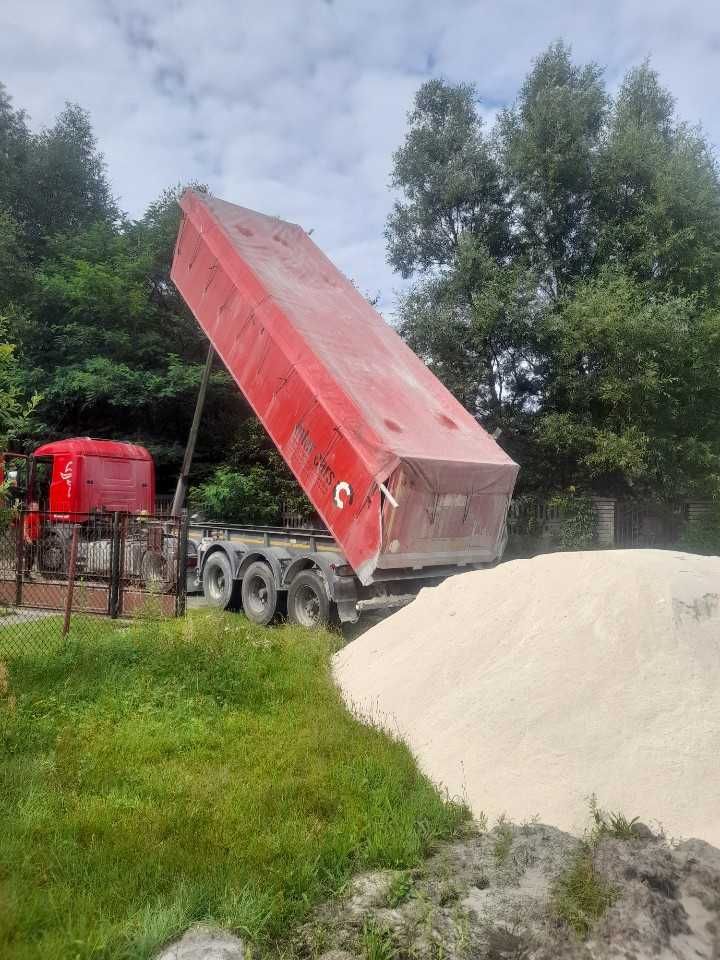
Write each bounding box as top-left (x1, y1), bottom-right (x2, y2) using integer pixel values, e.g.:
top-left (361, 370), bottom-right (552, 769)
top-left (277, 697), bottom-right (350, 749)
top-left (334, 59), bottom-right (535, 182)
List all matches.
top-left (333, 550), bottom-right (720, 844)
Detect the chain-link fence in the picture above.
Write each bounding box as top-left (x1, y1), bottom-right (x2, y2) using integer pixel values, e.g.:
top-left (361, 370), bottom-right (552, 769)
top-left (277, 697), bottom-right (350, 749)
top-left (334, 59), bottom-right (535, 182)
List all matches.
top-left (0, 510), bottom-right (188, 656)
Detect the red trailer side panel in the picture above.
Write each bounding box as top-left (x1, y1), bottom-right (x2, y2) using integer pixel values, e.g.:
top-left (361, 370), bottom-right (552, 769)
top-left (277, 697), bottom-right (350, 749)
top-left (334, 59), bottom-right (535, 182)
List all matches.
top-left (171, 191), bottom-right (518, 583)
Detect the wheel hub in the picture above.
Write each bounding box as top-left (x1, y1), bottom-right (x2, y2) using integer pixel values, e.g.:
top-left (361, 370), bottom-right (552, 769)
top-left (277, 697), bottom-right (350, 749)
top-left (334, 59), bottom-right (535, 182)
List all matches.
top-left (249, 577), bottom-right (268, 610)
top-left (295, 584), bottom-right (321, 626)
top-left (209, 569), bottom-right (225, 601)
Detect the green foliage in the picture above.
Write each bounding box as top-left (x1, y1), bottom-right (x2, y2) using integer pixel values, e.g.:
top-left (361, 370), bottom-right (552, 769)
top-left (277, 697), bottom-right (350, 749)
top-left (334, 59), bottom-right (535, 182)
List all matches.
top-left (492, 818), bottom-right (514, 865)
top-left (551, 798), bottom-right (642, 938)
top-left (386, 871), bottom-right (414, 908)
top-left (499, 41), bottom-right (608, 296)
top-left (0, 611), bottom-right (468, 959)
top-left (551, 847), bottom-right (618, 938)
top-left (386, 78), bottom-right (509, 277)
top-left (548, 491), bottom-right (595, 549)
top-left (0, 81), bottom-right (247, 488)
top-left (390, 45), bottom-right (720, 498)
top-left (190, 465), bottom-right (283, 524)
top-left (20, 102), bottom-right (118, 255)
top-left (190, 418), bottom-right (315, 524)
top-left (0, 321), bottom-right (39, 449)
top-left (0, 80), bottom-right (311, 503)
top-left (508, 490), bottom-right (594, 555)
top-left (360, 920), bottom-right (397, 960)
top-left (538, 271), bottom-right (720, 496)
top-left (589, 799), bottom-right (640, 842)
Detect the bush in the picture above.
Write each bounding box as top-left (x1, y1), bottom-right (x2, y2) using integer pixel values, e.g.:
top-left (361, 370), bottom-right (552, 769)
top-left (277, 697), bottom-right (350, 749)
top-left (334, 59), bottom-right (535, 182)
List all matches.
top-left (189, 418), bottom-right (315, 526)
top-left (189, 465), bottom-right (282, 524)
top-left (549, 491), bottom-right (596, 550)
top-left (507, 490), bottom-right (595, 558)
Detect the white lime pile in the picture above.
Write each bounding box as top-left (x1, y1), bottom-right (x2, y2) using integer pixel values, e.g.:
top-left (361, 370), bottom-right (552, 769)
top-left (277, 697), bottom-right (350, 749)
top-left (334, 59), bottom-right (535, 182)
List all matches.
top-left (333, 550), bottom-right (720, 844)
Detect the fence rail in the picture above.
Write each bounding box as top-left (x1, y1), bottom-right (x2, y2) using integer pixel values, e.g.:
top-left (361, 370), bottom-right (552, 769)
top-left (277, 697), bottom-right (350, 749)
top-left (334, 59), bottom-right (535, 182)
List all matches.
top-left (0, 509), bottom-right (187, 655)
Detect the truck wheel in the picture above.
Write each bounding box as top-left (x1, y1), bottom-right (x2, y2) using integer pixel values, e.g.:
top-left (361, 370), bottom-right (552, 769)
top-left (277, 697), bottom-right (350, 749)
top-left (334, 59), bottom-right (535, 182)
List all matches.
top-left (202, 553), bottom-right (240, 610)
top-left (287, 570), bottom-right (333, 628)
top-left (141, 549), bottom-right (168, 585)
top-left (241, 561), bottom-right (278, 626)
top-left (39, 528), bottom-right (69, 575)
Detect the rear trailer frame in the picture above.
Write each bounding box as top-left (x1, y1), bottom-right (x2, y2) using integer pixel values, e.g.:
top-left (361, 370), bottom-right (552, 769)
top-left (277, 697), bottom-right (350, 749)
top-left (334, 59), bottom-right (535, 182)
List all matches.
top-left (191, 522), bottom-right (487, 625)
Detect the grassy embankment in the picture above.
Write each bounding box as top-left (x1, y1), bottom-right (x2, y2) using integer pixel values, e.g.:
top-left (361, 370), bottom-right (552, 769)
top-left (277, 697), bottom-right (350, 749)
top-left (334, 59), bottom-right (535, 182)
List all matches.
top-left (0, 611), bottom-right (467, 960)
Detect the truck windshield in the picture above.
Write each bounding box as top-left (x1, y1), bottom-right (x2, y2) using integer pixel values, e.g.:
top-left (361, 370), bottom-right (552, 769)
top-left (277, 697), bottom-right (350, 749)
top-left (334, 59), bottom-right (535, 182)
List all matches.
top-left (1, 454), bottom-right (28, 506)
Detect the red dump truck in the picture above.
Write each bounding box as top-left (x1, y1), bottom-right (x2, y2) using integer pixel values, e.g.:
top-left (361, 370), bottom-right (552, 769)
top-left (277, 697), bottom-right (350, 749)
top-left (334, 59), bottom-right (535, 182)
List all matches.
top-left (0, 439), bottom-right (165, 574)
top-left (172, 190), bottom-right (519, 625)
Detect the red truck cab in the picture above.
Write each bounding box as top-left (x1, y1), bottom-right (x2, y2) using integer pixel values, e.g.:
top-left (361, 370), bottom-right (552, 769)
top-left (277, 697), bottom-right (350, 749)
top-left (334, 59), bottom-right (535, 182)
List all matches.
top-left (29, 439), bottom-right (155, 516)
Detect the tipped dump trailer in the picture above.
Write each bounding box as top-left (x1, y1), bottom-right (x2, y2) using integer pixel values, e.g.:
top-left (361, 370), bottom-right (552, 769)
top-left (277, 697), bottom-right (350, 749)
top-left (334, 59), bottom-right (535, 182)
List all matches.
top-left (172, 190), bottom-right (519, 624)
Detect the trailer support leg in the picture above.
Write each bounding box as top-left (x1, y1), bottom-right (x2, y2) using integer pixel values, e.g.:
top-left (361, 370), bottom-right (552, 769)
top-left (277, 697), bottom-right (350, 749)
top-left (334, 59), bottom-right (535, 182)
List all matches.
top-left (171, 344), bottom-right (214, 518)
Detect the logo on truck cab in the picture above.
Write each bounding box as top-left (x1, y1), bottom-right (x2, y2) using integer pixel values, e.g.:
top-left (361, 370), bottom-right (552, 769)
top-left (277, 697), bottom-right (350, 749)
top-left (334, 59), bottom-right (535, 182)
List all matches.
top-left (59, 460), bottom-right (73, 498)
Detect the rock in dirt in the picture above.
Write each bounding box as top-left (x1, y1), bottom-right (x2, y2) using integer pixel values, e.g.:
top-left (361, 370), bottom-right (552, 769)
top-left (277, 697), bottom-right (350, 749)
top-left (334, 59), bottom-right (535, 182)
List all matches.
top-left (333, 549), bottom-right (720, 845)
top-left (154, 925), bottom-right (245, 960)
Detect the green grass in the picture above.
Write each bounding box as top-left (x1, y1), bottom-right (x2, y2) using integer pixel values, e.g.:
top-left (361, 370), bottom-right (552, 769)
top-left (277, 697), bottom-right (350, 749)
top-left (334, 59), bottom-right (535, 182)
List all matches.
top-left (385, 870), bottom-right (414, 908)
top-left (0, 611), bottom-right (467, 960)
top-left (550, 846), bottom-right (618, 938)
top-left (588, 796), bottom-right (640, 842)
top-left (492, 816), bottom-right (514, 865)
top-left (359, 919), bottom-right (396, 960)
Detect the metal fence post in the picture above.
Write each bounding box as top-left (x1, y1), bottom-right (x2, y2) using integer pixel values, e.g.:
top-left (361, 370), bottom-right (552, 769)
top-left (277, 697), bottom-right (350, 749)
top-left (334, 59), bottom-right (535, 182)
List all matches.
top-left (62, 524), bottom-right (80, 638)
top-left (108, 512), bottom-right (122, 618)
top-left (175, 510), bottom-right (189, 617)
top-left (14, 508), bottom-right (24, 606)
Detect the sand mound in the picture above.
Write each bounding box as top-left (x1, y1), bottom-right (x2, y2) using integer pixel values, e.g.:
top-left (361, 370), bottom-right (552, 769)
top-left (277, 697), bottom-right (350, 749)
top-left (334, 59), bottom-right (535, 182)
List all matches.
top-left (333, 550), bottom-right (720, 844)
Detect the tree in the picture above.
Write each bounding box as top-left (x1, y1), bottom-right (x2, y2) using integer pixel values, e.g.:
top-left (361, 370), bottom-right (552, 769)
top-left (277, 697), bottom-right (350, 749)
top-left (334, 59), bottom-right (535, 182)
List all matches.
top-left (389, 45), bottom-right (720, 498)
top-left (397, 239), bottom-right (543, 425)
top-left (536, 271), bottom-right (720, 495)
top-left (9, 193), bottom-right (243, 484)
top-left (0, 322), bottom-right (37, 449)
top-left (386, 79), bottom-right (510, 276)
top-left (21, 103), bottom-right (117, 257)
top-left (499, 42), bottom-right (608, 298)
top-left (594, 63), bottom-right (720, 297)
top-left (0, 83), bottom-right (29, 222)
top-left (0, 83), bottom-right (305, 507)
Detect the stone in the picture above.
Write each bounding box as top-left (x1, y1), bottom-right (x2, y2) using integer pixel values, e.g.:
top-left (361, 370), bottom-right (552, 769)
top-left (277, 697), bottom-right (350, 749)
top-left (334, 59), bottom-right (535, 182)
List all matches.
top-left (154, 925), bottom-right (245, 960)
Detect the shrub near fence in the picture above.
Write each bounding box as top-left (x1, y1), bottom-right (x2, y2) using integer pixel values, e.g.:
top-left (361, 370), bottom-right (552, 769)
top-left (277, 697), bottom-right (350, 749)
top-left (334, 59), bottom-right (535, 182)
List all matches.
top-left (0, 510), bottom-right (188, 656)
top-left (507, 494), bottom-right (713, 557)
top-left (507, 492), bottom-right (595, 556)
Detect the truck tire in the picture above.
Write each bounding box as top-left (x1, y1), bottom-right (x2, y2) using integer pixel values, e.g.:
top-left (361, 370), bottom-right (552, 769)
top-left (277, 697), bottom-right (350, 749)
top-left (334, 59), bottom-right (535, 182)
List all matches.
top-left (141, 549), bottom-right (168, 585)
top-left (287, 569), bottom-right (333, 628)
top-left (38, 527), bottom-right (70, 575)
top-left (202, 552), bottom-right (240, 610)
top-left (241, 561), bottom-right (278, 626)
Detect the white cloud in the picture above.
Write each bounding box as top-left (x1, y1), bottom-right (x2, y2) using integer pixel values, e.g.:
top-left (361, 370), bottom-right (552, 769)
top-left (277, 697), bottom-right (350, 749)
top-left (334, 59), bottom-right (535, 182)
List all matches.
top-left (2, 0), bottom-right (720, 313)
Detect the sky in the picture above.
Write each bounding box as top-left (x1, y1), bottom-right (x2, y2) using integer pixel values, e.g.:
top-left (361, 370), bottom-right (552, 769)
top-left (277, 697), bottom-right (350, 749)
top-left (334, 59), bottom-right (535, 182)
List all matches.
top-left (2, 0), bottom-right (720, 313)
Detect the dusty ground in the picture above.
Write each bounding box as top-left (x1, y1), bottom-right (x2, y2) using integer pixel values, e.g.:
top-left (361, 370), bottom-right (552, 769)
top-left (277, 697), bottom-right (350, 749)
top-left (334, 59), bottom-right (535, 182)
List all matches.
top-left (288, 820), bottom-right (720, 960)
